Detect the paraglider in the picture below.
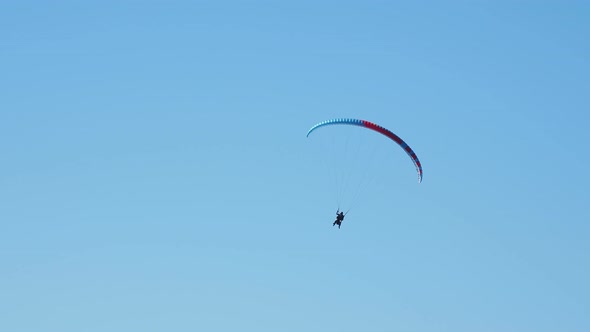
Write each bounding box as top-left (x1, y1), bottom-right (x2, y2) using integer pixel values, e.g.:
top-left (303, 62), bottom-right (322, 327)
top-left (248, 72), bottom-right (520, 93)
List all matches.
top-left (307, 118), bottom-right (423, 228)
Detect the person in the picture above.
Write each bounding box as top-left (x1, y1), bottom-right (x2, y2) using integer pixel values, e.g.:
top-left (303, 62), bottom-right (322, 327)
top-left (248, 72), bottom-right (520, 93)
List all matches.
top-left (333, 210), bottom-right (345, 229)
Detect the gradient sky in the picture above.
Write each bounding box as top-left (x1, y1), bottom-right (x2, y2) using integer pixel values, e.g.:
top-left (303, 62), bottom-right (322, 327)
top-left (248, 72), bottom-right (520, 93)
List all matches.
top-left (2, 1), bottom-right (589, 331)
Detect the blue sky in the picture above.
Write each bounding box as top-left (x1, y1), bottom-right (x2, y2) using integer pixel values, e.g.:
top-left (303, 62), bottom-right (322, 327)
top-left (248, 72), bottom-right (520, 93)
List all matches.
top-left (1, 1), bottom-right (589, 331)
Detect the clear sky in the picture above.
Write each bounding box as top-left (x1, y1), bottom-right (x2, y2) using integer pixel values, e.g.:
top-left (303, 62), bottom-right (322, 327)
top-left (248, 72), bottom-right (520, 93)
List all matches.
top-left (1, 1), bottom-right (589, 331)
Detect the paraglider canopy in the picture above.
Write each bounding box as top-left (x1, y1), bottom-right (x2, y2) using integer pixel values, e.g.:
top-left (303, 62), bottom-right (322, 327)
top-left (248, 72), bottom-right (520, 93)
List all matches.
top-left (307, 118), bottom-right (423, 183)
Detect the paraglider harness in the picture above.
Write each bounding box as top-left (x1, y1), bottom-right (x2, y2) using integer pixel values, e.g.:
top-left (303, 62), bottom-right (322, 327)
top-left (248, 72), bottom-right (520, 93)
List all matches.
top-left (333, 210), bottom-right (347, 229)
